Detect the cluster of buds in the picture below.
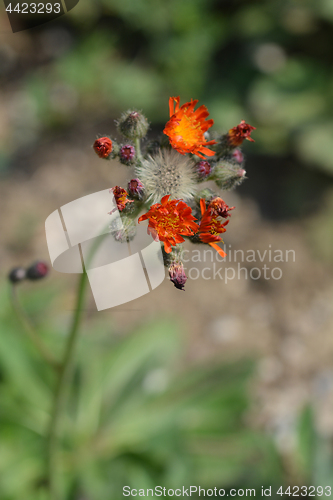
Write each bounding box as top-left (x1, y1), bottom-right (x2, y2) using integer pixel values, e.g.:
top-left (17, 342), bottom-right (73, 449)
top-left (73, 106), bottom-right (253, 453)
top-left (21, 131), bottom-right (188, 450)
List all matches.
top-left (93, 110), bottom-right (150, 165)
top-left (8, 261), bottom-right (49, 284)
top-left (93, 97), bottom-right (256, 291)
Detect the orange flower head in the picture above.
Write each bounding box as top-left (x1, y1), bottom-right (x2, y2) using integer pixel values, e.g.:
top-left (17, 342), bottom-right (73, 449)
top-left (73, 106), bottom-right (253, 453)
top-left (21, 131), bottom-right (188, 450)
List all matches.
top-left (138, 195), bottom-right (198, 253)
top-left (163, 97), bottom-right (217, 159)
top-left (208, 197), bottom-right (235, 219)
top-left (198, 199), bottom-right (229, 258)
top-left (110, 186), bottom-right (134, 212)
top-left (228, 120), bottom-right (256, 147)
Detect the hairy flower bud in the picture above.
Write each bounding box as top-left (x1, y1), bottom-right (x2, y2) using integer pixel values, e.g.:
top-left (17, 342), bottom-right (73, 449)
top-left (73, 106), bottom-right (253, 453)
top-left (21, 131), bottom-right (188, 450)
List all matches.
top-left (128, 178), bottom-right (144, 199)
top-left (120, 144), bottom-right (136, 165)
top-left (26, 261), bottom-right (49, 281)
top-left (213, 161), bottom-right (247, 190)
top-left (93, 137), bottom-right (112, 158)
top-left (196, 160), bottom-right (213, 180)
top-left (194, 188), bottom-right (216, 205)
top-left (110, 216), bottom-right (137, 243)
top-left (168, 261), bottom-right (187, 291)
top-left (117, 110), bottom-right (149, 140)
top-left (8, 267), bottom-right (26, 284)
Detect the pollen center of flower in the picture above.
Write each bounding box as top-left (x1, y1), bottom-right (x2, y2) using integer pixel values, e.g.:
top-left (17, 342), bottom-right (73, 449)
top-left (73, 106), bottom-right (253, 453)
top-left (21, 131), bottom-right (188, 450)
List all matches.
top-left (174, 116), bottom-right (202, 146)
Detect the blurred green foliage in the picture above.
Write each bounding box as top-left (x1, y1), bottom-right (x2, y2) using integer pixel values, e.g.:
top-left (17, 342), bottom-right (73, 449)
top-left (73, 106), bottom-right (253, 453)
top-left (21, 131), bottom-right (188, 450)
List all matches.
top-left (0, 284), bottom-right (282, 500)
top-left (296, 406), bottom-right (333, 494)
top-left (1, 1), bottom-right (333, 498)
top-left (1, 0), bottom-right (333, 176)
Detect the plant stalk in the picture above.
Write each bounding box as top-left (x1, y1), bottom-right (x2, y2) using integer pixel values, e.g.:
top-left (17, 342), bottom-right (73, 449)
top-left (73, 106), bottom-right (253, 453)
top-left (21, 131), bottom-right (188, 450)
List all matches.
top-left (46, 269), bottom-right (88, 500)
top-left (134, 137), bottom-right (143, 163)
top-left (10, 285), bottom-right (60, 371)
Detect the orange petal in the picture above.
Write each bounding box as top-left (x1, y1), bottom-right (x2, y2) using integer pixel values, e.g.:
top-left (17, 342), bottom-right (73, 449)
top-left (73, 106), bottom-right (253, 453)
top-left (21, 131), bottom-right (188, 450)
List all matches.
top-left (161, 194), bottom-right (171, 205)
top-left (200, 198), bottom-right (206, 216)
top-left (169, 97), bottom-right (175, 117)
top-left (209, 242), bottom-right (226, 258)
top-left (174, 234), bottom-right (185, 244)
top-left (169, 96), bottom-right (180, 116)
top-left (164, 241), bottom-right (172, 253)
top-left (197, 146), bottom-right (216, 157)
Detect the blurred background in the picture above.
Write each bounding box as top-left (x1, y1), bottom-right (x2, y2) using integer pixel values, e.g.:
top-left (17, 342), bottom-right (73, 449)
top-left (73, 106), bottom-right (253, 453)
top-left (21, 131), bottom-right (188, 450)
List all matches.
top-left (0, 0), bottom-right (333, 498)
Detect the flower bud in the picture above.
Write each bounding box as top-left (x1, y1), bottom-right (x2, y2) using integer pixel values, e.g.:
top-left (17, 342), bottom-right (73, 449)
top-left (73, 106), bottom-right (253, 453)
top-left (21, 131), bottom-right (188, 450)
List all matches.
top-left (196, 160), bottom-right (213, 180)
top-left (227, 120), bottom-right (256, 147)
top-left (8, 267), bottom-right (26, 284)
top-left (168, 261), bottom-right (187, 291)
top-left (93, 137), bottom-right (112, 158)
top-left (120, 144), bottom-right (136, 165)
top-left (117, 110), bottom-right (149, 140)
top-left (128, 178), bottom-right (144, 199)
top-left (26, 261), bottom-right (49, 281)
top-left (194, 188), bottom-right (216, 205)
top-left (232, 149), bottom-right (244, 163)
top-left (110, 216), bottom-right (137, 243)
top-left (213, 161), bottom-right (247, 190)
top-left (214, 121), bottom-right (255, 158)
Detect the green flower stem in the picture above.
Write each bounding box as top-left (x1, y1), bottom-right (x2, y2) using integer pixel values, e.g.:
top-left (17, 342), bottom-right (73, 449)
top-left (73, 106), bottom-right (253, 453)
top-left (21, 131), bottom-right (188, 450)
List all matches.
top-left (135, 137), bottom-right (143, 164)
top-left (9, 284), bottom-right (60, 371)
top-left (46, 269), bottom-right (88, 500)
top-left (46, 231), bottom-right (108, 500)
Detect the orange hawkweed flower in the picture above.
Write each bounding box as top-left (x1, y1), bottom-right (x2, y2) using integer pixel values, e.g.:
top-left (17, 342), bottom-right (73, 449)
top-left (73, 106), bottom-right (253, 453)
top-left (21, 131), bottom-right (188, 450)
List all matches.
top-left (110, 186), bottom-right (133, 212)
top-left (138, 195), bottom-right (198, 253)
top-left (198, 199), bottom-right (228, 258)
top-left (228, 120), bottom-right (256, 147)
top-left (163, 96), bottom-right (217, 159)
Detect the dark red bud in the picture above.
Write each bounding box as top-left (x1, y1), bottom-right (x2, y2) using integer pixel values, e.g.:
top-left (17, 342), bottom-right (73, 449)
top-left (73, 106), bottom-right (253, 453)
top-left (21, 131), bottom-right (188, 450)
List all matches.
top-left (128, 178), bottom-right (144, 198)
top-left (26, 261), bottom-right (49, 281)
top-left (196, 160), bottom-right (212, 179)
top-left (120, 144), bottom-right (136, 164)
top-left (93, 137), bottom-right (112, 158)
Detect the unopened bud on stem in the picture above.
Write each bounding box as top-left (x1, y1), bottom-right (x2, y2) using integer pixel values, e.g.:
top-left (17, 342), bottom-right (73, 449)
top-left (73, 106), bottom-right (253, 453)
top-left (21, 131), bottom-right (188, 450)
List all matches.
top-left (195, 160), bottom-right (213, 180)
top-left (168, 261), bottom-right (187, 291)
top-left (93, 137), bottom-right (112, 158)
top-left (212, 161), bottom-right (247, 190)
top-left (8, 267), bottom-right (26, 284)
top-left (26, 261), bottom-right (49, 281)
top-left (120, 144), bottom-right (136, 165)
top-left (117, 110), bottom-right (149, 140)
top-left (128, 178), bottom-right (145, 199)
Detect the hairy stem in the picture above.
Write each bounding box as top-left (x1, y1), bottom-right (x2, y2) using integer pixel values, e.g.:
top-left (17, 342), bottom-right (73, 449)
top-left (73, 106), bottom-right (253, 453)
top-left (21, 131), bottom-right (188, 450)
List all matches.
top-left (134, 137), bottom-right (143, 164)
top-left (46, 269), bottom-right (88, 500)
top-left (10, 285), bottom-right (60, 371)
